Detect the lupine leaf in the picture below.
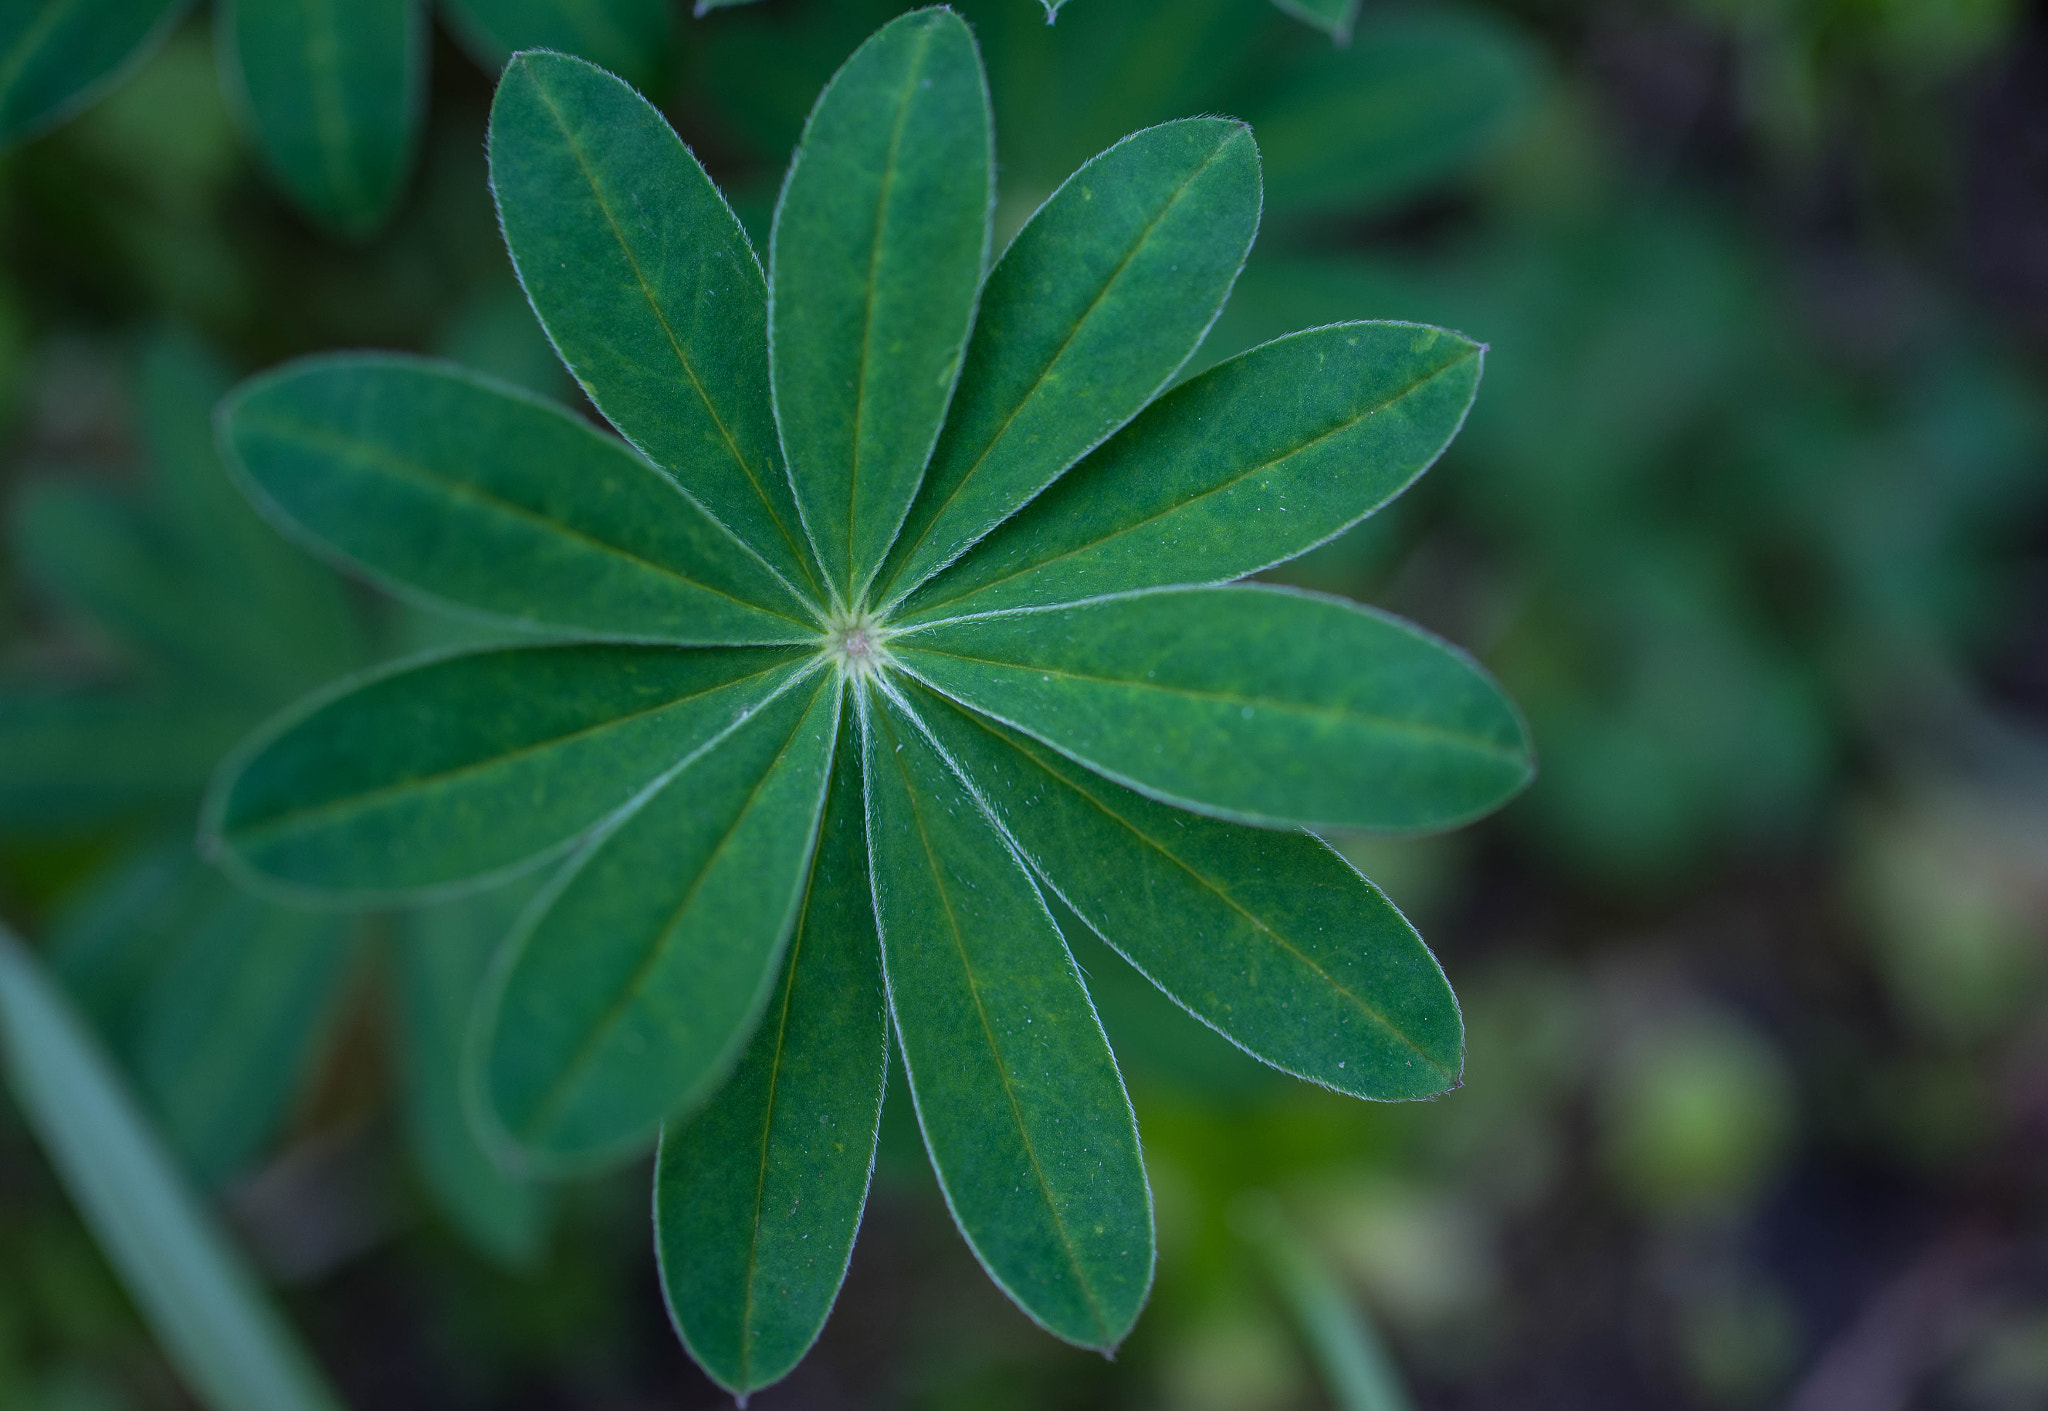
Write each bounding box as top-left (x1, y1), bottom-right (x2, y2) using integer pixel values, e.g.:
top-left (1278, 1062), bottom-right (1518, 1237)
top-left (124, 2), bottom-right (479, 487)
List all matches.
top-left (1267, 0), bottom-right (1359, 44)
top-left (655, 711), bottom-right (887, 1395)
top-left (902, 323), bottom-right (1481, 622)
top-left (0, 0), bottom-right (186, 145)
top-left (0, 928), bottom-right (348, 1411)
top-left (444, 0), bottom-right (671, 91)
top-left (489, 52), bottom-right (820, 597)
top-left (207, 644), bottom-right (810, 899)
top-left (770, 7), bottom-right (992, 602)
top-left (0, 692), bottom-right (250, 826)
top-left (397, 883), bottom-right (550, 1267)
top-left (474, 671), bottom-right (840, 1168)
top-left (862, 687), bottom-right (1152, 1350)
top-left (898, 586), bottom-right (1533, 832)
top-left (218, 0), bottom-right (424, 239)
top-left (874, 117), bottom-right (1262, 606)
top-left (906, 683), bottom-right (1462, 1099)
top-left (219, 356), bottom-right (815, 644)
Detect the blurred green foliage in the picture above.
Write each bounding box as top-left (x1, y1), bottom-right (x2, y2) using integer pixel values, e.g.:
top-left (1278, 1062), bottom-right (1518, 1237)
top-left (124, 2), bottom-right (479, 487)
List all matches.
top-left (0, 0), bottom-right (2043, 1406)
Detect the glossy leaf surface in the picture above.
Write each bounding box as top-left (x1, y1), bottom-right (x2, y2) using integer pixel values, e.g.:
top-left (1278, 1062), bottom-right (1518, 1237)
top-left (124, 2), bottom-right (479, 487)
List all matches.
top-left (864, 690), bottom-right (1152, 1349)
top-left (445, 0), bottom-right (671, 90)
top-left (907, 685), bottom-right (1462, 1099)
top-left (904, 323), bottom-right (1481, 621)
top-left (398, 884), bottom-right (550, 1267)
top-left (656, 714), bottom-right (887, 1394)
top-left (771, 7), bottom-right (992, 601)
top-left (209, 644), bottom-right (809, 898)
top-left (489, 52), bottom-right (819, 596)
top-left (0, 928), bottom-right (347, 1411)
top-left (900, 587), bottom-right (1532, 832)
top-left (0, 0), bottom-right (186, 145)
top-left (475, 672), bottom-right (839, 1167)
top-left (220, 356), bottom-right (813, 643)
top-left (220, 0), bottom-right (424, 239)
top-left (876, 117), bottom-right (1261, 604)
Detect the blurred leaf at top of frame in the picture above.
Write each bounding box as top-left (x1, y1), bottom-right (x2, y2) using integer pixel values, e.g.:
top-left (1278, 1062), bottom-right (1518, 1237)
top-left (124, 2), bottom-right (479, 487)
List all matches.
top-left (0, 328), bottom-right (549, 1263)
top-left (692, 0), bottom-right (1540, 232)
top-left (0, 0), bottom-right (193, 148)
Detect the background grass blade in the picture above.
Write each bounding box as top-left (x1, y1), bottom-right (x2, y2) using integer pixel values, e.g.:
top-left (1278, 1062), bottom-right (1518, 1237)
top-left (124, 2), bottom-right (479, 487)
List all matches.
top-left (769, 7), bottom-right (992, 601)
top-left (875, 117), bottom-right (1261, 603)
top-left (208, 644), bottom-right (810, 898)
top-left (906, 683), bottom-right (1462, 1100)
top-left (475, 673), bottom-right (841, 1169)
top-left (899, 586), bottom-right (1533, 832)
top-left (0, 0), bottom-right (186, 146)
top-left (0, 926), bottom-right (349, 1411)
top-left (397, 883), bottom-right (550, 1268)
top-left (656, 712), bottom-right (888, 1396)
top-left (863, 688), bottom-right (1152, 1350)
top-left (903, 323), bottom-right (1480, 622)
top-left (445, 0), bottom-right (672, 92)
top-left (489, 51), bottom-right (818, 595)
top-left (220, 355), bottom-right (815, 644)
top-left (218, 0), bottom-right (424, 240)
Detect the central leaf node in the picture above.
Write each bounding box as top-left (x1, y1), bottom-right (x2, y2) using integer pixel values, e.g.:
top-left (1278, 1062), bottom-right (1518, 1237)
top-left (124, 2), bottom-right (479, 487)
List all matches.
top-left (823, 607), bottom-right (892, 681)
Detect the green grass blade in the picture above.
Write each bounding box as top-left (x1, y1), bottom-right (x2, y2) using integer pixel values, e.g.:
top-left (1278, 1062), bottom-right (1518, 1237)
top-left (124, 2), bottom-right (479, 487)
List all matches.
top-left (474, 672), bottom-right (841, 1169)
top-left (219, 355), bottom-right (816, 644)
top-left (396, 883), bottom-right (550, 1268)
top-left (218, 0), bottom-right (424, 240)
top-left (0, 692), bottom-right (249, 826)
top-left (0, 0), bottom-right (186, 146)
top-left (769, 7), bottom-right (992, 602)
top-left (904, 683), bottom-right (1462, 1100)
top-left (875, 118), bottom-right (1261, 605)
top-left (656, 710), bottom-right (887, 1395)
top-left (0, 927), bottom-right (349, 1411)
top-left (862, 686), bottom-right (1152, 1350)
top-left (488, 51), bottom-right (819, 597)
top-left (904, 323), bottom-right (1481, 622)
top-left (898, 586), bottom-right (1533, 833)
top-left (446, 0), bottom-right (671, 91)
top-left (207, 643), bottom-right (810, 900)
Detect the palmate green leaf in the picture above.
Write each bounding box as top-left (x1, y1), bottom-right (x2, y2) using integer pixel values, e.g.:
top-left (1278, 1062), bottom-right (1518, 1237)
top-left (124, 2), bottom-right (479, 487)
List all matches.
top-left (874, 117), bottom-right (1262, 606)
top-left (905, 683), bottom-right (1461, 1099)
top-left (0, 0), bottom-right (186, 145)
top-left (864, 687), bottom-right (1152, 1351)
top-left (219, 356), bottom-right (815, 644)
top-left (218, 0), bottom-right (424, 239)
top-left (1267, 0), bottom-right (1359, 44)
top-left (0, 928), bottom-right (348, 1411)
top-left (489, 52), bottom-right (820, 598)
top-left (473, 670), bottom-right (840, 1168)
top-left (0, 691), bottom-right (250, 826)
top-left (445, 0), bottom-right (671, 91)
top-left (655, 712), bottom-right (887, 1395)
top-left (902, 322), bottom-right (1481, 622)
top-left (770, 7), bottom-right (992, 602)
top-left (206, 643), bottom-right (810, 899)
top-left (898, 586), bottom-right (1532, 833)
top-left (397, 883), bottom-right (550, 1267)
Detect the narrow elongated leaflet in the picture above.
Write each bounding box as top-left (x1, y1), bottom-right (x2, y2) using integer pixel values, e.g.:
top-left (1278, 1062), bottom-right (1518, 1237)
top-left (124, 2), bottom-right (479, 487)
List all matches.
top-left (475, 673), bottom-right (840, 1168)
top-left (771, 7), bottom-right (992, 600)
top-left (875, 118), bottom-right (1261, 604)
top-left (220, 357), bottom-right (814, 643)
top-left (208, 644), bottom-right (809, 898)
top-left (863, 689), bottom-right (1152, 1349)
top-left (656, 713), bottom-right (887, 1395)
top-left (0, 0), bottom-right (187, 145)
top-left (489, 53), bottom-right (818, 596)
top-left (0, 929), bottom-right (347, 1411)
top-left (903, 323), bottom-right (1481, 622)
top-left (446, 0), bottom-right (670, 90)
top-left (907, 684), bottom-right (1462, 1099)
top-left (398, 884), bottom-right (549, 1268)
top-left (899, 586), bottom-right (1533, 832)
top-left (1267, 0), bottom-right (1360, 43)
top-left (219, 0), bottom-right (423, 239)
